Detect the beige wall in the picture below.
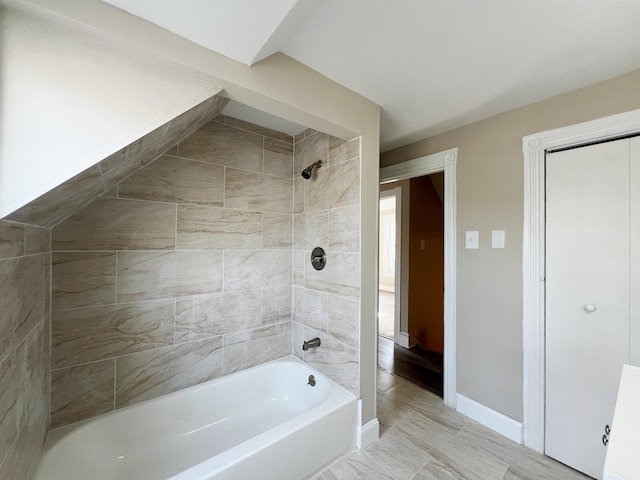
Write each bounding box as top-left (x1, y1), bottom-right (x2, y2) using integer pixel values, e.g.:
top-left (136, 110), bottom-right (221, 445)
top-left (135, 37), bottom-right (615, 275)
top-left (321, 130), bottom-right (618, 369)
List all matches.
top-left (0, 221), bottom-right (50, 478)
top-left (292, 132), bottom-right (361, 395)
top-left (50, 116), bottom-right (295, 427)
top-left (381, 68), bottom-right (640, 421)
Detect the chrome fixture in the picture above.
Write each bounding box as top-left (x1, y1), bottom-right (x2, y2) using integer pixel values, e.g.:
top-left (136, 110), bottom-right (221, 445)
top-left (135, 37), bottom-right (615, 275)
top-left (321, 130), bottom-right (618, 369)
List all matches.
top-left (301, 160), bottom-right (322, 179)
top-left (307, 375), bottom-right (316, 387)
top-left (311, 247), bottom-right (326, 271)
top-left (302, 337), bottom-right (321, 351)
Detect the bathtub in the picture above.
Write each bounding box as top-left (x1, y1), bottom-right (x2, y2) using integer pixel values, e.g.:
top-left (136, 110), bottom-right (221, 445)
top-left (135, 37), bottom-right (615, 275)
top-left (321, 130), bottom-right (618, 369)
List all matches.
top-left (35, 356), bottom-right (358, 480)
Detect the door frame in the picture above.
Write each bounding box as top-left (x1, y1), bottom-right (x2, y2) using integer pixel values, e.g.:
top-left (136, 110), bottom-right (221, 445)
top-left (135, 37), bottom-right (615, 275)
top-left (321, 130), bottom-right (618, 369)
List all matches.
top-left (522, 108), bottom-right (640, 452)
top-left (379, 187), bottom-right (403, 344)
top-left (380, 147), bottom-right (457, 408)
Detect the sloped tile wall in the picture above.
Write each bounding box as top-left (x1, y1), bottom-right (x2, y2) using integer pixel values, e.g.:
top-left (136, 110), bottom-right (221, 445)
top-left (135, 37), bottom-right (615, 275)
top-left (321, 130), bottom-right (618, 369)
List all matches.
top-left (0, 221), bottom-right (50, 479)
top-left (6, 95), bottom-right (229, 228)
top-left (50, 117), bottom-right (295, 428)
top-left (292, 130), bottom-right (361, 396)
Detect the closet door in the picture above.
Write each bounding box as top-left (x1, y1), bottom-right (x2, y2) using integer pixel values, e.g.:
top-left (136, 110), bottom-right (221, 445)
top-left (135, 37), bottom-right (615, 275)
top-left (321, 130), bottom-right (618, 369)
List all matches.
top-left (545, 139), bottom-right (630, 479)
top-left (631, 137), bottom-right (640, 366)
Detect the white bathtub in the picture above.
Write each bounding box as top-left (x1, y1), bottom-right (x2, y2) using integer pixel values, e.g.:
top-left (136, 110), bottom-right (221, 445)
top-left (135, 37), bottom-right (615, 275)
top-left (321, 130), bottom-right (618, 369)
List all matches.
top-left (35, 356), bottom-right (358, 480)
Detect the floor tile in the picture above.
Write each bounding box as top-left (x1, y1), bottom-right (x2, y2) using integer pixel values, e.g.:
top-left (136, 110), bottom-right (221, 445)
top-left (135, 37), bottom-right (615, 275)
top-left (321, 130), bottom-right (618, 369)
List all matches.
top-left (365, 426), bottom-right (432, 479)
top-left (396, 412), bottom-right (508, 480)
top-left (315, 367), bottom-right (594, 480)
top-left (321, 450), bottom-right (395, 480)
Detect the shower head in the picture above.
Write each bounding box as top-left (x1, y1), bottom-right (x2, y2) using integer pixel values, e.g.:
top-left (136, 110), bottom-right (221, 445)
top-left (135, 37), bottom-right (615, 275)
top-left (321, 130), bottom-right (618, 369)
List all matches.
top-left (301, 160), bottom-right (323, 179)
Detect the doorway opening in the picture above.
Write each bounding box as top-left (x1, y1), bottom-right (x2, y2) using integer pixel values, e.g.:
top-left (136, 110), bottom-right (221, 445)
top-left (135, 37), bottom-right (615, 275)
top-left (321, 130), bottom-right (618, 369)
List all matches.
top-left (377, 173), bottom-right (445, 398)
top-left (378, 193), bottom-right (398, 341)
top-left (377, 147), bottom-right (457, 407)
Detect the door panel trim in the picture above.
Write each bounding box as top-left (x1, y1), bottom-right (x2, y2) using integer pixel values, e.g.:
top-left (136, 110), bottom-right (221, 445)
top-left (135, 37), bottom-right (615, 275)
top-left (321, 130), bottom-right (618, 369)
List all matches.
top-left (522, 108), bottom-right (640, 452)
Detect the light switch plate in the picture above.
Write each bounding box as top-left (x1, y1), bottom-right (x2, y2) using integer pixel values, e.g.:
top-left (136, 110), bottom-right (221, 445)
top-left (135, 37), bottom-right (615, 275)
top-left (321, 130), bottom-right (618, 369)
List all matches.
top-left (491, 230), bottom-right (506, 248)
top-left (465, 231), bottom-right (479, 249)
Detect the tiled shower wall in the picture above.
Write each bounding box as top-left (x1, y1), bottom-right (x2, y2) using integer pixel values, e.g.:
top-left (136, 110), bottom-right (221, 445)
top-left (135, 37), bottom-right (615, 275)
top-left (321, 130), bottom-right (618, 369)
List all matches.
top-left (0, 221), bottom-right (50, 478)
top-left (292, 130), bottom-right (361, 396)
top-left (50, 117), bottom-right (295, 428)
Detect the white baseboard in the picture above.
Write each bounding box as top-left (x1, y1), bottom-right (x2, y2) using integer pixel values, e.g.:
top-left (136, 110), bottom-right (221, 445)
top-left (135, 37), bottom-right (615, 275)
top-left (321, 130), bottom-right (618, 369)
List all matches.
top-left (397, 331), bottom-right (414, 348)
top-left (357, 419), bottom-right (379, 450)
top-left (456, 394), bottom-right (523, 444)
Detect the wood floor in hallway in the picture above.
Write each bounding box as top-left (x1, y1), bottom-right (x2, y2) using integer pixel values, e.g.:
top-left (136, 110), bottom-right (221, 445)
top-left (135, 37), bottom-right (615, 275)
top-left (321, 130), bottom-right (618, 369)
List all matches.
top-left (312, 368), bottom-right (591, 480)
top-left (378, 335), bottom-right (443, 397)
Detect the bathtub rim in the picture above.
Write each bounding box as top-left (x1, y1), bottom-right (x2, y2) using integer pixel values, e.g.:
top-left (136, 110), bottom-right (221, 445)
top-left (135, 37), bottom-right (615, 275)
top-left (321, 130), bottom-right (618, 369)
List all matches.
top-left (41, 354), bottom-right (357, 452)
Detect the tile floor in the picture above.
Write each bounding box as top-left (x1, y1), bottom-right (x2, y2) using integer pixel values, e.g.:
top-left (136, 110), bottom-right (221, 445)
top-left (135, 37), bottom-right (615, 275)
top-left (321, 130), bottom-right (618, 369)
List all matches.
top-left (313, 368), bottom-right (592, 480)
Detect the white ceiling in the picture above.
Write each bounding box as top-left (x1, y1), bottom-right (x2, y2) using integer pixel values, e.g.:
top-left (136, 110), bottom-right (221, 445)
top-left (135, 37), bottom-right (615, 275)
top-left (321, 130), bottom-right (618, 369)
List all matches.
top-left (103, 0), bottom-right (640, 151)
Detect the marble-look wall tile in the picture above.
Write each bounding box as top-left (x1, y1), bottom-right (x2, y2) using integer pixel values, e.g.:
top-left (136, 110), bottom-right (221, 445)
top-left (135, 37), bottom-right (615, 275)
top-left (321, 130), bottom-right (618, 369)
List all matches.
top-left (51, 359), bottom-right (115, 428)
top-left (294, 132), bottom-right (328, 174)
top-left (117, 251), bottom-right (223, 302)
top-left (163, 95), bottom-right (230, 150)
top-left (0, 347), bottom-right (24, 465)
top-left (6, 166), bottom-right (105, 227)
top-left (305, 158), bottom-right (359, 212)
top-left (24, 225), bottom-right (50, 255)
top-left (303, 326), bottom-right (359, 396)
top-left (329, 136), bottom-right (360, 166)
top-left (175, 290), bottom-right (262, 342)
top-left (0, 218), bottom-right (50, 474)
top-left (294, 211), bottom-right (328, 251)
top-left (305, 252), bottom-right (360, 298)
top-left (293, 177), bottom-right (304, 214)
top-left (100, 95), bottom-right (228, 191)
top-left (102, 186), bottom-right (118, 198)
top-left (223, 322), bottom-right (292, 375)
top-left (263, 214), bottom-right (292, 249)
top-left (99, 124), bottom-right (168, 176)
top-left (0, 403), bottom-right (48, 480)
top-left (177, 205), bottom-right (262, 250)
top-left (224, 250), bottom-right (291, 292)
top-left (0, 222), bottom-right (24, 259)
top-left (329, 205), bottom-right (360, 252)
top-left (224, 116), bottom-right (293, 144)
top-left (118, 156), bottom-right (224, 206)
top-left (5, 94), bottom-right (227, 231)
top-left (0, 255), bottom-right (45, 363)
top-left (178, 122), bottom-right (263, 173)
top-left (293, 249), bottom-right (305, 287)
top-left (293, 321), bottom-right (305, 359)
top-left (264, 138), bottom-right (293, 178)
top-left (262, 286), bottom-right (293, 324)
top-left (328, 294), bottom-right (359, 349)
top-left (115, 337), bottom-right (223, 408)
top-left (225, 169), bottom-right (292, 214)
top-left (52, 252), bottom-right (116, 310)
top-left (293, 286), bottom-right (328, 331)
top-left (100, 150), bottom-right (160, 190)
top-left (293, 131), bottom-right (305, 144)
top-left (165, 145), bottom-right (178, 156)
top-left (52, 300), bottom-right (175, 369)
top-left (24, 321), bottom-right (49, 426)
top-left (52, 197), bottom-right (176, 251)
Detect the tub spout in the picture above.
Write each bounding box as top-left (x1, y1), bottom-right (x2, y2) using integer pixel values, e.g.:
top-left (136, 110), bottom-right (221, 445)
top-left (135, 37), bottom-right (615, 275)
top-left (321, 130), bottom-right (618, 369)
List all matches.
top-left (302, 337), bottom-right (321, 351)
